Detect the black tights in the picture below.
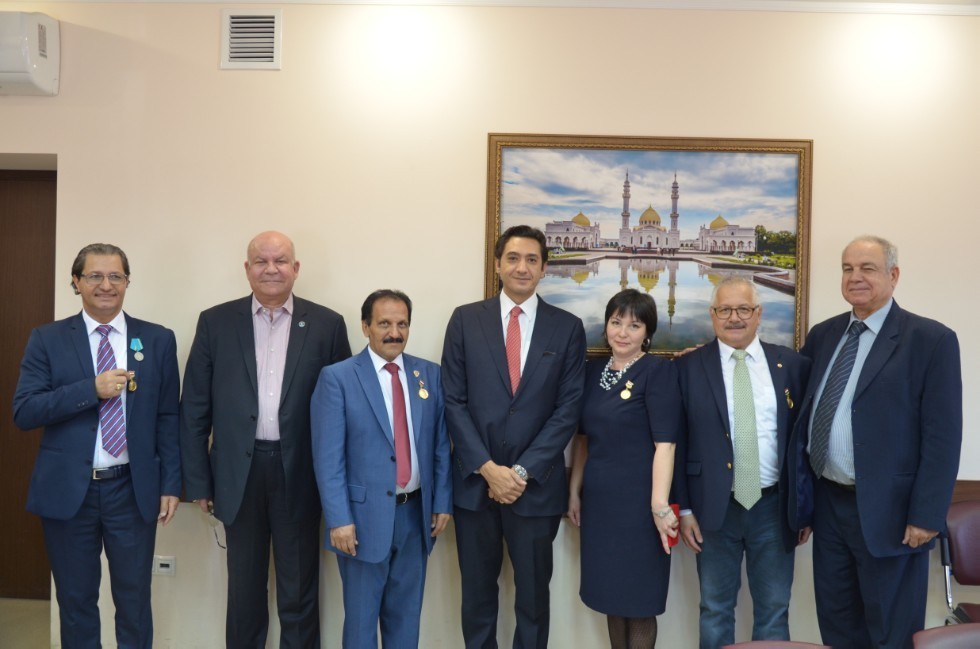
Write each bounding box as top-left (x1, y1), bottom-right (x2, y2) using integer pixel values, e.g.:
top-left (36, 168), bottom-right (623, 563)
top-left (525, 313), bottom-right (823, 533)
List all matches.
top-left (607, 615), bottom-right (658, 649)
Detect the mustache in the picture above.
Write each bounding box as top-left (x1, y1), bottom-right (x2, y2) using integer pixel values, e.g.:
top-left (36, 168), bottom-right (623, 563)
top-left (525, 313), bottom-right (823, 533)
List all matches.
top-left (724, 322), bottom-right (747, 330)
top-left (382, 336), bottom-right (404, 344)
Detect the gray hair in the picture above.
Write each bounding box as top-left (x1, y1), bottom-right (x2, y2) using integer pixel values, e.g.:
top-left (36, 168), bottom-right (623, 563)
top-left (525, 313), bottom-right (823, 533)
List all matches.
top-left (847, 235), bottom-right (898, 272)
top-left (710, 275), bottom-right (760, 306)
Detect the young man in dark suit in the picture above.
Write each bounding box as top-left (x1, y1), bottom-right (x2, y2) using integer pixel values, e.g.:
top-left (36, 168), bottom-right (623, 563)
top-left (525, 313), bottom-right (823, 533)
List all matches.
top-left (790, 235), bottom-right (961, 648)
top-left (14, 243), bottom-right (181, 648)
top-left (442, 225), bottom-right (586, 649)
top-left (180, 231), bottom-right (351, 648)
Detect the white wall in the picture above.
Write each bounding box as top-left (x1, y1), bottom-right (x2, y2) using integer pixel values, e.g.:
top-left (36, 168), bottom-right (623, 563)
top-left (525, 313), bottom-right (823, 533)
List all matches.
top-left (2, 3), bottom-right (978, 647)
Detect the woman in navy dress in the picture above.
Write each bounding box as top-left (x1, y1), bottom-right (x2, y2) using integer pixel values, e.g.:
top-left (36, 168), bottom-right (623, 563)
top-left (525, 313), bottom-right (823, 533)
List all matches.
top-left (568, 289), bottom-right (682, 649)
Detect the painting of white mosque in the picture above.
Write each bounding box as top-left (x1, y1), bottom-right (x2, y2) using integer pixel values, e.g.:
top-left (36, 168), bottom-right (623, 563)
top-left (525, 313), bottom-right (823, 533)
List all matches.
top-left (486, 134), bottom-right (813, 353)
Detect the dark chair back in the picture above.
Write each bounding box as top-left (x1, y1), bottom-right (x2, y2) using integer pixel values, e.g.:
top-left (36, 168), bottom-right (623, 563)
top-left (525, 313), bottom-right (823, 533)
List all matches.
top-left (913, 623), bottom-right (980, 648)
top-left (948, 501), bottom-right (980, 585)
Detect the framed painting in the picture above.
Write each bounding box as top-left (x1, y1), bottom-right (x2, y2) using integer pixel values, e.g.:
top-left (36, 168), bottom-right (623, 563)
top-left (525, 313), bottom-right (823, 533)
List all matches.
top-left (485, 133), bottom-right (812, 355)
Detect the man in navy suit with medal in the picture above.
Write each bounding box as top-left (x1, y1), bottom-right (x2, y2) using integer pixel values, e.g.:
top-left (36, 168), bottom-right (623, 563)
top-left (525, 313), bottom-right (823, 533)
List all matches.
top-left (311, 289), bottom-right (452, 648)
top-left (674, 276), bottom-right (810, 648)
top-left (790, 235), bottom-right (962, 648)
top-left (14, 242), bottom-right (181, 648)
top-left (442, 225), bottom-right (586, 649)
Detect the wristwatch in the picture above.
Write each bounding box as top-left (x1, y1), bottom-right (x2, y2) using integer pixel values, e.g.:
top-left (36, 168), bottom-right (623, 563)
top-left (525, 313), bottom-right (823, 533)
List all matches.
top-left (653, 506), bottom-right (673, 519)
top-left (511, 464), bottom-right (528, 480)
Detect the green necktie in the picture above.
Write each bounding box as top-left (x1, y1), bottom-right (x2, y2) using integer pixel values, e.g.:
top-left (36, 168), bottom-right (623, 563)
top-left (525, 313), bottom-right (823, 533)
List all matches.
top-left (732, 349), bottom-right (761, 509)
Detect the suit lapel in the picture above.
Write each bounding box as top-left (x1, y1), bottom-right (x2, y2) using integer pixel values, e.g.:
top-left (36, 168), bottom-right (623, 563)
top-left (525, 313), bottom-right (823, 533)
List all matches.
top-left (404, 355), bottom-right (425, 447)
top-left (702, 339), bottom-right (731, 432)
top-left (124, 314), bottom-right (139, 421)
top-left (354, 350), bottom-right (394, 448)
top-left (517, 299), bottom-right (558, 398)
top-left (854, 303), bottom-right (901, 400)
top-left (763, 342), bottom-right (789, 468)
top-left (69, 313), bottom-right (94, 378)
top-left (809, 315), bottom-right (849, 402)
top-left (280, 297), bottom-right (308, 405)
top-left (236, 298), bottom-right (259, 397)
top-left (477, 297), bottom-right (512, 393)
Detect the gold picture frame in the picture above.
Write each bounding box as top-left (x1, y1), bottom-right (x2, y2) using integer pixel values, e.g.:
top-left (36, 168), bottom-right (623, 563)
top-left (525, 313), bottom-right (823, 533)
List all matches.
top-left (485, 133), bottom-right (812, 355)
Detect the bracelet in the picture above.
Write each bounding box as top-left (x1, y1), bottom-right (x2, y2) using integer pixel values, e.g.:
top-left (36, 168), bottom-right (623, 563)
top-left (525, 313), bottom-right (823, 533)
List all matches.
top-left (652, 506), bottom-right (673, 519)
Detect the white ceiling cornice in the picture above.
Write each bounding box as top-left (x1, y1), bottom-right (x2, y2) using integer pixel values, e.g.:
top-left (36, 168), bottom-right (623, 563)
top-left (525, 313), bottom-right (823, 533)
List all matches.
top-left (34, 0), bottom-right (980, 17)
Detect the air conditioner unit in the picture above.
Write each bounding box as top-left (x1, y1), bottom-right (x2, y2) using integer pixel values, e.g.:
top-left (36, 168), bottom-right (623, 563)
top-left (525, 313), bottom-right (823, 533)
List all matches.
top-left (0, 12), bottom-right (60, 96)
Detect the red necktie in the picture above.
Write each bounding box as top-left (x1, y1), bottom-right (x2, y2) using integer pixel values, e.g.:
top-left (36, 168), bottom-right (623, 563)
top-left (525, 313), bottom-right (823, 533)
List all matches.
top-left (96, 324), bottom-right (127, 457)
top-left (506, 306), bottom-right (523, 395)
top-left (384, 363), bottom-right (411, 488)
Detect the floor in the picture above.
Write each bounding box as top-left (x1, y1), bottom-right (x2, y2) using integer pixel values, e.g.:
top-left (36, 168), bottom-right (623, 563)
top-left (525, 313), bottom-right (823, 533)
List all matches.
top-left (0, 597), bottom-right (50, 647)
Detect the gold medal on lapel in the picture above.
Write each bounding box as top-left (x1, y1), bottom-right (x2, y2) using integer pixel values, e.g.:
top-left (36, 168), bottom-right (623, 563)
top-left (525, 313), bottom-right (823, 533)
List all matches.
top-left (128, 377), bottom-right (138, 392)
top-left (784, 387), bottom-right (794, 409)
top-left (418, 379), bottom-right (429, 399)
top-left (620, 380), bottom-right (634, 400)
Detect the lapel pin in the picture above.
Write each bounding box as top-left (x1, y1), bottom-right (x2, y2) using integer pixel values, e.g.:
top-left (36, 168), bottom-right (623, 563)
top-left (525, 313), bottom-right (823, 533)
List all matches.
top-left (413, 370), bottom-right (420, 378)
top-left (785, 388), bottom-right (794, 409)
top-left (130, 338), bottom-right (144, 362)
top-left (298, 321), bottom-right (306, 328)
top-left (620, 380), bottom-right (634, 400)
top-left (128, 371), bottom-right (138, 393)
top-left (777, 362), bottom-right (783, 368)
top-left (418, 379), bottom-right (429, 400)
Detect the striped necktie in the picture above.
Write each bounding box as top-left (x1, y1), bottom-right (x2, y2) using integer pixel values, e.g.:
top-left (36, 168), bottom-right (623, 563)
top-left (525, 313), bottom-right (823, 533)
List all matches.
top-left (809, 320), bottom-right (867, 477)
top-left (96, 324), bottom-right (127, 457)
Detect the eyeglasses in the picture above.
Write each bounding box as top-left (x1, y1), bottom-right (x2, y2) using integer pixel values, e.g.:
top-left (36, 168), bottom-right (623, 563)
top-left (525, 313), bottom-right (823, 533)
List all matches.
top-left (712, 305), bottom-right (759, 320)
top-left (78, 272), bottom-right (128, 286)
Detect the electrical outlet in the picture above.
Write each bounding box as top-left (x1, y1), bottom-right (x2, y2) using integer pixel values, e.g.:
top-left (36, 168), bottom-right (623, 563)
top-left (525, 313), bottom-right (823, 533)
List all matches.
top-left (152, 555), bottom-right (176, 576)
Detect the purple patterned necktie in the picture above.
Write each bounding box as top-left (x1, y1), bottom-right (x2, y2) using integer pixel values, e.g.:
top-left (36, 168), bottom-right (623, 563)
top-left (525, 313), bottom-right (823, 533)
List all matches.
top-left (96, 324), bottom-right (127, 457)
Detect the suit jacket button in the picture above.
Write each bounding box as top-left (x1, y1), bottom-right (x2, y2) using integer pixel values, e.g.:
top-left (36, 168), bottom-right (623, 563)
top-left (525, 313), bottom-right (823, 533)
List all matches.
top-left (727, 463), bottom-right (732, 469)
top-left (390, 456), bottom-right (396, 462)
top-left (387, 490), bottom-right (393, 497)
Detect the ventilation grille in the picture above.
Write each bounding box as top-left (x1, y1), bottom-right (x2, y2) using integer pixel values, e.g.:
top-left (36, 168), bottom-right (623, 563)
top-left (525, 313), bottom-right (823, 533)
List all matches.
top-left (221, 9), bottom-right (282, 70)
top-left (38, 23), bottom-right (47, 58)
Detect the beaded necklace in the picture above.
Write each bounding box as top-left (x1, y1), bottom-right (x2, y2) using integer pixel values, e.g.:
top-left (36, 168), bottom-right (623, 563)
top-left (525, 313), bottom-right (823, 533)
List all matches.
top-left (599, 353), bottom-right (645, 391)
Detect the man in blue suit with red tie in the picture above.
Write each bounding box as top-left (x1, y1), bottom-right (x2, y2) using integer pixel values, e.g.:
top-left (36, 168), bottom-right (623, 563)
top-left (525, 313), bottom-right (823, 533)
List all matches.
top-left (311, 289), bottom-right (452, 649)
top-left (442, 225), bottom-right (586, 649)
top-left (790, 235), bottom-right (962, 648)
top-left (13, 243), bottom-right (181, 649)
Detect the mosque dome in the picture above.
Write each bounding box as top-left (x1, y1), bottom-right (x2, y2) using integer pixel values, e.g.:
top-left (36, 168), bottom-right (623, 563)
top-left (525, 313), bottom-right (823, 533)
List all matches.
top-left (709, 215), bottom-right (729, 229)
top-left (572, 212), bottom-right (591, 227)
top-left (571, 270), bottom-right (590, 285)
top-left (639, 206), bottom-right (662, 226)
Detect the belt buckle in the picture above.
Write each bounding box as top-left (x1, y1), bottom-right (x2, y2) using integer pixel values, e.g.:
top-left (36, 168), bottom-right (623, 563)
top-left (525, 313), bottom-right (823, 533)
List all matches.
top-left (92, 468), bottom-right (104, 480)
top-left (396, 492), bottom-right (408, 504)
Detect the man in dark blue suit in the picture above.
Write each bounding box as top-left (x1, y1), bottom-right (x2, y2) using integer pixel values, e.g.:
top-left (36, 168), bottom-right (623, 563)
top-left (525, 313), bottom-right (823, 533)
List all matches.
top-left (442, 225), bottom-right (586, 649)
top-left (13, 243), bottom-right (181, 649)
top-left (791, 235), bottom-right (961, 649)
top-left (180, 231), bottom-right (351, 648)
top-left (675, 276), bottom-right (810, 648)
top-left (311, 289), bottom-right (452, 649)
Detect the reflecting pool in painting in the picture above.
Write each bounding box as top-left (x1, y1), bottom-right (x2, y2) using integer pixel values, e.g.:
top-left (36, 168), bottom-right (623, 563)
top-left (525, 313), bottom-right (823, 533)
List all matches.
top-left (539, 257), bottom-right (796, 351)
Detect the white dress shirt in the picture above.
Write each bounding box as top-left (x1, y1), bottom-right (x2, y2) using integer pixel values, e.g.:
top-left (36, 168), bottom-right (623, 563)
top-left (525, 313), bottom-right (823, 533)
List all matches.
top-left (499, 292), bottom-right (538, 374)
top-left (807, 299), bottom-right (893, 484)
top-left (718, 336), bottom-right (779, 488)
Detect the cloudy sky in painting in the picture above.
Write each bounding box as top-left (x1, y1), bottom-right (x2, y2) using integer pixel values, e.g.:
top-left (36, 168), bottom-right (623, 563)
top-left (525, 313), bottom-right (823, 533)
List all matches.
top-left (499, 147), bottom-right (800, 241)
